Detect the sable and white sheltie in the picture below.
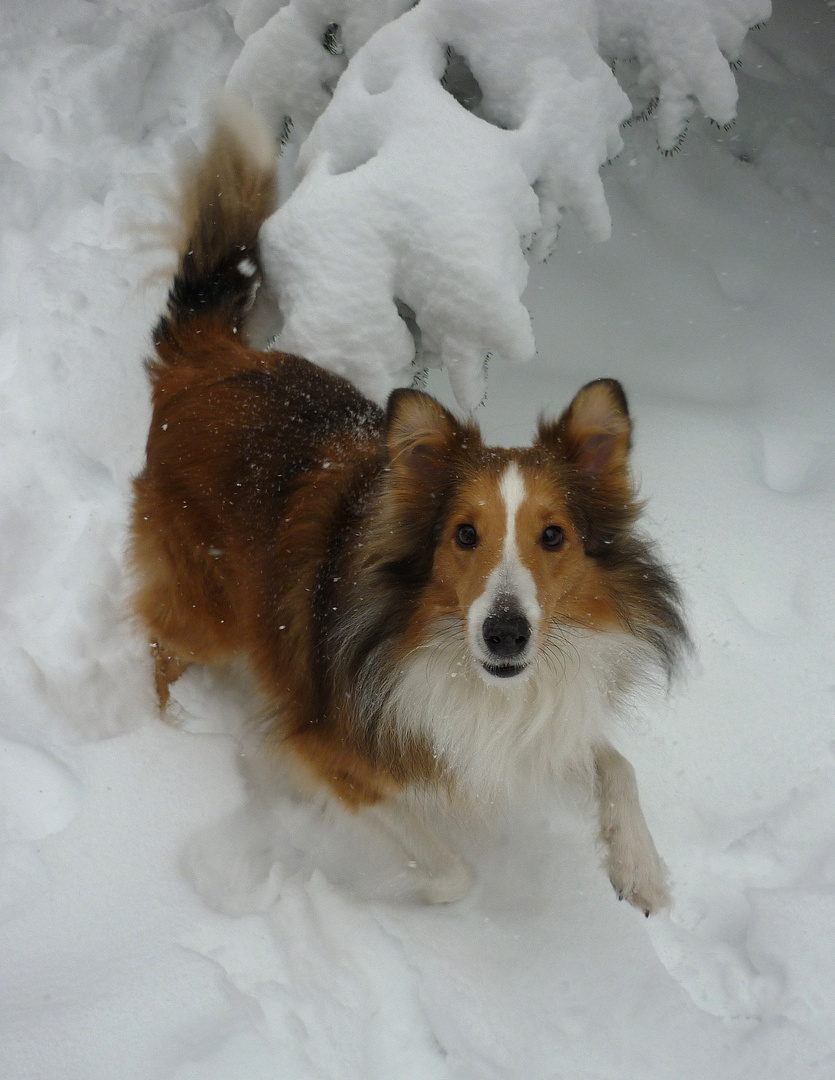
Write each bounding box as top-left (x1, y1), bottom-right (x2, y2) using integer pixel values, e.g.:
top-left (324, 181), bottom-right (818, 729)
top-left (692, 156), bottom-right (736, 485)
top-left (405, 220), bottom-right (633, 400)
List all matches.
top-left (130, 104), bottom-right (687, 912)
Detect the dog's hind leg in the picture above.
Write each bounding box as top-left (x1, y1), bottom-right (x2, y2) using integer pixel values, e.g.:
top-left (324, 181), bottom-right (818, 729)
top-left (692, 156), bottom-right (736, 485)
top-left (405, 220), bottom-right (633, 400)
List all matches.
top-left (364, 795), bottom-right (474, 904)
top-left (594, 742), bottom-right (671, 915)
top-left (150, 640), bottom-right (191, 712)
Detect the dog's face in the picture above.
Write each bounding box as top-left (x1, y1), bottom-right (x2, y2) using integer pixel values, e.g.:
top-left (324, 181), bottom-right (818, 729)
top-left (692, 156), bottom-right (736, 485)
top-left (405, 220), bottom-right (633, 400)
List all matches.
top-left (383, 380), bottom-right (639, 684)
top-left (431, 459), bottom-right (618, 682)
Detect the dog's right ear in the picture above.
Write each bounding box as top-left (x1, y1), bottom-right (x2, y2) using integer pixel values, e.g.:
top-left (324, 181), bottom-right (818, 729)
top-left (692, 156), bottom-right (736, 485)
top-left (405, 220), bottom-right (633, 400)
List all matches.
top-left (536, 378), bottom-right (632, 487)
top-left (384, 389), bottom-right (462, 482)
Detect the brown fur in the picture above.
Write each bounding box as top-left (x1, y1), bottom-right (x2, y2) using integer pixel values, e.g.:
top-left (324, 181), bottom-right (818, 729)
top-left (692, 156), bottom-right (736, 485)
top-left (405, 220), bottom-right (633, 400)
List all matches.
top-left (130, 106), bottom-right (687, 908)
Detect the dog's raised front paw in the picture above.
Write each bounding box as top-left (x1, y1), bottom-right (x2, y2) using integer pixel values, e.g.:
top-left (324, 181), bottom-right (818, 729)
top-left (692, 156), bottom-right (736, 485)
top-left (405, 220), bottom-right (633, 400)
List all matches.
top-left (607, 842), bottom-right (671, 916)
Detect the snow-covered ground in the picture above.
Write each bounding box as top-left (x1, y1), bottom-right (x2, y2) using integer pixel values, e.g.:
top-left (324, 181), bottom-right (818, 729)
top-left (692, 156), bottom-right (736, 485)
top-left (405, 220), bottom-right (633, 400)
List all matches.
top-left (1, 1), bottom-right (834, 1077)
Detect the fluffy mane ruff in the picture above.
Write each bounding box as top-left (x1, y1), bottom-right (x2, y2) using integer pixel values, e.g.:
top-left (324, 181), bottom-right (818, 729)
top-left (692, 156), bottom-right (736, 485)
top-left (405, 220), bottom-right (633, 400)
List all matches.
top-left (346, 616), bottom-right (664, 804)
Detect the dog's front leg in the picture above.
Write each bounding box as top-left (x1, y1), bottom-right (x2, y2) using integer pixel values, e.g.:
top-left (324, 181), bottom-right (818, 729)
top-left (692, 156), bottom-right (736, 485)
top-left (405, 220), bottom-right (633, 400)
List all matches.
top-left (365, 795), bottom-right (474, 904)
top-left (593, 742), bottom-right (671, 916)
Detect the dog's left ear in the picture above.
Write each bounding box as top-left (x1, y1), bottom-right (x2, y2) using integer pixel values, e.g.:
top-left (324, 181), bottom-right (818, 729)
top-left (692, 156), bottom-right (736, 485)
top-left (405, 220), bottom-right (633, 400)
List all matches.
top-left (385, 389), bottom-right (463, 482)
top-left (536, 379), bottom-right (632, 484)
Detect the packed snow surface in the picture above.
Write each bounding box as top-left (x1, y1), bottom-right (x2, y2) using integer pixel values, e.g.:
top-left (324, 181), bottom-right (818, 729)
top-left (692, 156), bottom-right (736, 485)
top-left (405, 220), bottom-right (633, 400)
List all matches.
top-left (1, 1), bottom-right (834, 1078)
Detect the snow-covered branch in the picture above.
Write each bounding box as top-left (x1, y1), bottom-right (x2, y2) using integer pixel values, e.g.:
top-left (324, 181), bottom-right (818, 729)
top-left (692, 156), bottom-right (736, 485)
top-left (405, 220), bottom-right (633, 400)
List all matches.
top-left (226, 0), bottom-right (770, 407)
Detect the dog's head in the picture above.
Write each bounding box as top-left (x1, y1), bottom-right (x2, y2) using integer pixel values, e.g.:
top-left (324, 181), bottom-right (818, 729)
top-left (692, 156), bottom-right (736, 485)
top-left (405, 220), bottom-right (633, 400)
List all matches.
top-left (379, 379), bottom-right (685, 685)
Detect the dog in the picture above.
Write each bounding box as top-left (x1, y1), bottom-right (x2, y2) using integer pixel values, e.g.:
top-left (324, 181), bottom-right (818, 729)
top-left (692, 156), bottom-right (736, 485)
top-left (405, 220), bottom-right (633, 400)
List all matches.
top-left (130, 103), bottom-right (687, 912)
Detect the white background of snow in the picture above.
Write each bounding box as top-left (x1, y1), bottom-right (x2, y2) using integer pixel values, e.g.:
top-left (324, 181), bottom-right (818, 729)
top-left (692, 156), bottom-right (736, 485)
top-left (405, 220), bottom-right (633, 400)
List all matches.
top-left (229, 0), bottom-right (769, 407)
top-left (0, 1), bottom-right (834, 1078)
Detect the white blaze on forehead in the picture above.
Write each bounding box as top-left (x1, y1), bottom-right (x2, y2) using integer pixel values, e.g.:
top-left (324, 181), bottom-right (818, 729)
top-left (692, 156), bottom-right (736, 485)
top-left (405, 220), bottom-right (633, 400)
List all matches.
top-left (499, 461), bottom-right (526, 563)
top-left (498, 462), bottom-right (541, 622)
top-left (467, 462), bottom-right (542, 661)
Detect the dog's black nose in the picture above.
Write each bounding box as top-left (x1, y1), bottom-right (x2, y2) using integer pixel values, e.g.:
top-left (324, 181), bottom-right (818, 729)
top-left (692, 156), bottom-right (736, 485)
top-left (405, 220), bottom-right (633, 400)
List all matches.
top-left (482, 612), bottom-right (531, 658)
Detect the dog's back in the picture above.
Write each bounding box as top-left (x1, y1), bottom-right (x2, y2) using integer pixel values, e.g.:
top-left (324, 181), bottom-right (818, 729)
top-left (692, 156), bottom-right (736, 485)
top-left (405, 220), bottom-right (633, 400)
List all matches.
top-left (131, 103), bottom-right (383, 711)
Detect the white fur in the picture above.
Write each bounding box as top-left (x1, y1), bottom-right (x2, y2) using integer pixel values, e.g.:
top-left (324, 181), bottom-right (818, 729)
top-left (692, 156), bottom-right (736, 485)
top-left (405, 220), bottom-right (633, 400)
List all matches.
top-left (365, 795), bottom-right (475, 903)
top-left (387, 621), bottom-right (652, 803)
top-left (466, 462), bottom-right (542, 676)
top-left (383, 622), bottom-right (670, 911)
top-left (211, 90), bottom-right (277, 176)
top-left (594, 743), bottom-right (671, 914)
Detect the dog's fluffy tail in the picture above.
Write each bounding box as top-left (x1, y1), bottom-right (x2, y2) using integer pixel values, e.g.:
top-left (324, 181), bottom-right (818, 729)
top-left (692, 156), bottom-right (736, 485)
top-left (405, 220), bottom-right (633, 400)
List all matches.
top-left (154, 98), bottom-right (278, 353)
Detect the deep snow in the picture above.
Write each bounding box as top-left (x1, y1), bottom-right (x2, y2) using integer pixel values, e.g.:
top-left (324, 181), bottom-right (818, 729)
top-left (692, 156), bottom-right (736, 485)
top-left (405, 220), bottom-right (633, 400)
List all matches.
top-left (0, 1), bottom-right (834, 1078)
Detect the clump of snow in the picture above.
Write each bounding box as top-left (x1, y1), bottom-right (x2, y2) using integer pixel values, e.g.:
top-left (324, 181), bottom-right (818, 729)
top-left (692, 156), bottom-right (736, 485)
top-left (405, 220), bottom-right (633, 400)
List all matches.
top-left (228, 0), bottom-right (769, 406)
top-left (599, 0), bottom-right (771, 147)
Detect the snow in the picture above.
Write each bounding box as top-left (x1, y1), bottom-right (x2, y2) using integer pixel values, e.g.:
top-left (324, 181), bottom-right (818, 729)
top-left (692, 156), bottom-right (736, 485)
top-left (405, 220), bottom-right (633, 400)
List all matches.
top-left (230, 0), bottom-right (768, 406)
top-left (0, 0), bottom-right (834, 1078)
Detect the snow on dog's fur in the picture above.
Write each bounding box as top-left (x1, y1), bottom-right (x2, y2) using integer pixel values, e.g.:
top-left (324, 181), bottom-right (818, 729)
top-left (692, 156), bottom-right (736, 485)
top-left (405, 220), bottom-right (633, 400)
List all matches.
top-left (130, 101), bottom-right (688, 912)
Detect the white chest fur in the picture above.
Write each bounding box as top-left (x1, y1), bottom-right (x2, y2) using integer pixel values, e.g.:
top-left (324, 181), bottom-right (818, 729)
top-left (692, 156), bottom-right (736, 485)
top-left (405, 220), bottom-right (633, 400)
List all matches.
top-left (387, 624), bottom-right (652, 802)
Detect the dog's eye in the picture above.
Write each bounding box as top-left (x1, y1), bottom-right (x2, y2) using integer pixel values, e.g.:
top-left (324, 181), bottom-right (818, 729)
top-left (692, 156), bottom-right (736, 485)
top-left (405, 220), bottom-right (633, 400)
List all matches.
top-left (455, 523), bottom-right (478, 549)
top-left (541, 525), bottom-right (565, 550)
